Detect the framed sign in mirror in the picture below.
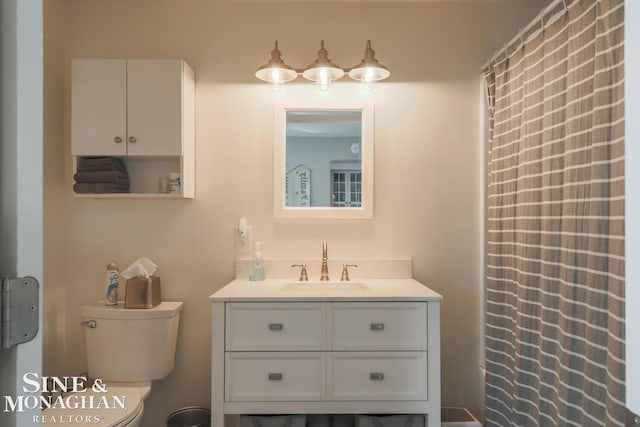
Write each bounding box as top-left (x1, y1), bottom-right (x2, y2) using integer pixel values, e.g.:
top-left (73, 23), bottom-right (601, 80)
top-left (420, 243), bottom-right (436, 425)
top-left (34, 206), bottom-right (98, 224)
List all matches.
top-left (274, 104), bottom-right (374, 219)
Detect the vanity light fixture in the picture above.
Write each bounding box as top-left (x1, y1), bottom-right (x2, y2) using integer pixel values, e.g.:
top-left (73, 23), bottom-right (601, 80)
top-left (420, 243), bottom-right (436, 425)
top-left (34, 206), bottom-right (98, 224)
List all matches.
top-left (254, 41), bottom-right (298, 90)
top-left (302, 41), bottom-right (345, 91)
top-left (349, 40), bottom-right (391, 90)
top-left (255, 40), bottom-right (390, 90)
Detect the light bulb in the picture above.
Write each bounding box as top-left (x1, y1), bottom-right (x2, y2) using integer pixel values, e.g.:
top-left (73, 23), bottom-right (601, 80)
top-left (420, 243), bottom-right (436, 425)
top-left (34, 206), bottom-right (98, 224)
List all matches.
top-left (317, 68), bottom-right (331, 91)
top-left (362, 67), bottom-right (376, 91)
top-left (270, 69), bottom-right (285, 91)
top-left (362, 80), bottom-right (375, 91)
top-left (271, 68), bottom-right (282, 85)
top-left (364, 67), bottom-right (375, 82)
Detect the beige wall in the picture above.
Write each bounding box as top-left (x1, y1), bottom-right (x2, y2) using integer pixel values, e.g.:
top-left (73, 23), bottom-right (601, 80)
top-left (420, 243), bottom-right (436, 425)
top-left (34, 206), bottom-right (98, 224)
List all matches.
top-left (44, 1), bottom-right (547, 426)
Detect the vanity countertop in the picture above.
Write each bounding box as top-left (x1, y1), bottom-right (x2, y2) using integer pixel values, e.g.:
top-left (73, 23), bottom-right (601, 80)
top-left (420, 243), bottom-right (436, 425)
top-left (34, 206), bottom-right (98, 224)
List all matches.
top-left (209, 278), bottom-right (442, 302)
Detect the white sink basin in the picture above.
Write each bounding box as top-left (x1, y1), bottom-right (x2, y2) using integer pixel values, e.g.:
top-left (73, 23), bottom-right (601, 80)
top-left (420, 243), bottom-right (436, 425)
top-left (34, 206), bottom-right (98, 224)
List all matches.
top-left (281, 281), bottom-right (368, 292)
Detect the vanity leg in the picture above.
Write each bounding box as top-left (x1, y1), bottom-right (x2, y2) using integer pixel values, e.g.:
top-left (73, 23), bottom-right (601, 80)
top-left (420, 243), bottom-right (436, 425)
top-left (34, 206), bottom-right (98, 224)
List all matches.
top-left (427, 302), bottom-right (441, 426)
top-left (212, 302), bottom-right (226, 427)
top-left (211, 413), bottom-right (225, 427)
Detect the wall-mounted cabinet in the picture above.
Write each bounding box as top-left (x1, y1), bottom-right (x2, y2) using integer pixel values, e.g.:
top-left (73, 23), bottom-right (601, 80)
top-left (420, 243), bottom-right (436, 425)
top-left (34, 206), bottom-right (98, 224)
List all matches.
top-left (71, 59), bottom-right (195, 198)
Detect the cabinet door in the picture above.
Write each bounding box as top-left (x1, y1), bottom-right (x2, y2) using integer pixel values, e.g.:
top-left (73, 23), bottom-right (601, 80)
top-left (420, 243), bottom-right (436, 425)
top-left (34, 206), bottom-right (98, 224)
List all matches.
top-left (71, 59), bottom-right (127, 156)
top-left (127, 60), bottom-right (183, 156)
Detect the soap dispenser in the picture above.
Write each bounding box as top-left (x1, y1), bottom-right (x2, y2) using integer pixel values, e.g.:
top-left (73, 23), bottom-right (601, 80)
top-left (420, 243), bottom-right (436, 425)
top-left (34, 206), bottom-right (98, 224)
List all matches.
top-left (249, 242), bottom-right (266, 281)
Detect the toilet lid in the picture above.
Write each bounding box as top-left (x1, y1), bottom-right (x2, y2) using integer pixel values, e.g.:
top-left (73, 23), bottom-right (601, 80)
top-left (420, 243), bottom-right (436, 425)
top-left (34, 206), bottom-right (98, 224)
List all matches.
top-left (42, 386), bottom-right (143, 427)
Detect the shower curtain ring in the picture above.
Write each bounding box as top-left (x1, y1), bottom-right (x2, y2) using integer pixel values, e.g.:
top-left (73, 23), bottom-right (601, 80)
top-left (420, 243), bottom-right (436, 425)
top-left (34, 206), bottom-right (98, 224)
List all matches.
top-left (518, 28), bottom-right (525, 48)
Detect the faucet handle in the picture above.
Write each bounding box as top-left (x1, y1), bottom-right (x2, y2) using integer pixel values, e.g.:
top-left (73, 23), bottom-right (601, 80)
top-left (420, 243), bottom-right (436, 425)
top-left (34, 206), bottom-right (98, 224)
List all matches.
top-left (340, 264), bottom-right (358, 281)
top-left (291, 264), bottom-right (309, 281)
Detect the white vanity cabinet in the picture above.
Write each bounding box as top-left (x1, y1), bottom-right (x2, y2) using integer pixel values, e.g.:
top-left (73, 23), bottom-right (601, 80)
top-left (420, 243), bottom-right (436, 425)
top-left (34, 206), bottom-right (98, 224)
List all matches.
top-left (211, 280), bottom-right (442, 427)
top-left (71, 59), bottom-right (195, 197)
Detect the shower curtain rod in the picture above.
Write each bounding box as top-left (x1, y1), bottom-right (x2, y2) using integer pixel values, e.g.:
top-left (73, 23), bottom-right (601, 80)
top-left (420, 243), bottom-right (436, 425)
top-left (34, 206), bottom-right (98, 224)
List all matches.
top-left (481, 0), bottom-right (570, 72)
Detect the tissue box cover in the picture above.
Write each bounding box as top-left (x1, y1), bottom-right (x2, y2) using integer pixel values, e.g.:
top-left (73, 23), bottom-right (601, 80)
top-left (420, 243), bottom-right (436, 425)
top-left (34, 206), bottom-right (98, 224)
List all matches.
top-left (124, 276), bottom-right (161, 309)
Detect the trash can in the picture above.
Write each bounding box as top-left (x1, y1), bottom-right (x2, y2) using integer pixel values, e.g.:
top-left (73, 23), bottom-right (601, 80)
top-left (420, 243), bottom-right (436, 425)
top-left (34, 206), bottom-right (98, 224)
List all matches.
top-left (167, 407), bottom-right (211, 427)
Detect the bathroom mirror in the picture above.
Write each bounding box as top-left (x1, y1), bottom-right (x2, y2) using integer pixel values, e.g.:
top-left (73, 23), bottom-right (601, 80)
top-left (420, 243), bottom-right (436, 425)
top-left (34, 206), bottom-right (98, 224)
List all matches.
top-left (274, 104), bottom-right (374, 219)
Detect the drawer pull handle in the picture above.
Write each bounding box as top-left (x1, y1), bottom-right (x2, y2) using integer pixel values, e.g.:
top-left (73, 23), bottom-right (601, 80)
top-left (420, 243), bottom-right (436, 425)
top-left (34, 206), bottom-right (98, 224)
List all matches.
top-left (370, 373), bottom-right (384, 381)
top-left (370, 323), bottom-right (385, 331)
top-left (269, 323), bottom-right (283, 331)
top-left (268, 373), bottom-right (283, 381)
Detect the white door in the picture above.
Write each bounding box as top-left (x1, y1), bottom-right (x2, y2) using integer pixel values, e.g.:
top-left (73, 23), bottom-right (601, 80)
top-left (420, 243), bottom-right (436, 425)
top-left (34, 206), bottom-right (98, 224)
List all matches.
top-left (71, 59), bottom-right (128, 156)
top-left (0, 1), bottom-right (43, 426)
top-left (127, 59), bottom-right (183, 156)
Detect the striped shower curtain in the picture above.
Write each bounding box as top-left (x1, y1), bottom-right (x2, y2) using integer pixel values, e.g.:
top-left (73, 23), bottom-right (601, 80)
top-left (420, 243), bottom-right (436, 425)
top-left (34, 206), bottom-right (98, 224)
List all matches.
top-left (484, 1), bottom-right (625, 426)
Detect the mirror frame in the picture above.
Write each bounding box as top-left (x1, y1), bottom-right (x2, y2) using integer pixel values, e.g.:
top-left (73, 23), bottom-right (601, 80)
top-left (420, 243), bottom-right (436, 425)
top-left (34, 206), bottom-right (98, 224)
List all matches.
top-left (274, 104), bottom-right (374, 219)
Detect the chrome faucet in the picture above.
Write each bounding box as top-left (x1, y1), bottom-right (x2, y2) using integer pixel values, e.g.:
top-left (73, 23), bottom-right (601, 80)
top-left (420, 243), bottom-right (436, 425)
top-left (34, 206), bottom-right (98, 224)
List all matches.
top-left (320, 241), bottom-right (329, 281)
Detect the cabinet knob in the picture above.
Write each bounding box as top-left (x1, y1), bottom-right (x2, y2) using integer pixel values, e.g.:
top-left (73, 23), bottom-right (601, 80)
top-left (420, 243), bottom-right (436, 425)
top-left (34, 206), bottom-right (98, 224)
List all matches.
top-left (128, 136), bottom-right (137, 143)
top-left (113, 136), bottom-right (122, 143)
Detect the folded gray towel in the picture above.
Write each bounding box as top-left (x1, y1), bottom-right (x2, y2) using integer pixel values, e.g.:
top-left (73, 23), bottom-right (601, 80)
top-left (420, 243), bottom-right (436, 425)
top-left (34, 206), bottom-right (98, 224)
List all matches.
top-left (74, 171), bottom-right (129, 185)
top-left (76, 164), bottom-right (126, 173)
top-left (73, 183), bottom-right (130, 194)
top-left (77, 157), bottom-right (126, 172)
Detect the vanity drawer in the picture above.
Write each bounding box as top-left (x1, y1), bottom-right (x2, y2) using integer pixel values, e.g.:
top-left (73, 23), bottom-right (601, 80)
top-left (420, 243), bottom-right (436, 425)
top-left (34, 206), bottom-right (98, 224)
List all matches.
top-left (330, 302), bottom-right (427, 350)
top-left (225, 352), bottom-right (324, 402)
top-left (226, 302), bottom-right (324, 351)
top-left (328, 352), bottom-right (427, 401)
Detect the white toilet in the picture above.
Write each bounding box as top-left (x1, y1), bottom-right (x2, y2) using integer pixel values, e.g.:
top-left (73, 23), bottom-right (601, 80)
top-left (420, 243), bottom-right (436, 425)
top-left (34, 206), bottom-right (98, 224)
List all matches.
top-left (44, 301), bottom-right (183, 427)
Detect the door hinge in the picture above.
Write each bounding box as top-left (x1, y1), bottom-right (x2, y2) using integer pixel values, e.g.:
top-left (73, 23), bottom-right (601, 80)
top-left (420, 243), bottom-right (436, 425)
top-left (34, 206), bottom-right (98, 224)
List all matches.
top-left (1, 276), bottom-right (39, 349)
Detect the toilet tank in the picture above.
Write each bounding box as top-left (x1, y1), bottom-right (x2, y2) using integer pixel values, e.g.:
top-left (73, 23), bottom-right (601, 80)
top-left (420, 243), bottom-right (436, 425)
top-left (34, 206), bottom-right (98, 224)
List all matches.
top-left (81, 301), bottom-right (183, 382)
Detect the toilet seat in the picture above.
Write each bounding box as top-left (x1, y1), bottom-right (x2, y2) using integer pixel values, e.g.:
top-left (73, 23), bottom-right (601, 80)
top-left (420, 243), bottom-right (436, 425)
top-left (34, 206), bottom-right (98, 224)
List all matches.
top-left (42, 386), bottom-right (144, 427)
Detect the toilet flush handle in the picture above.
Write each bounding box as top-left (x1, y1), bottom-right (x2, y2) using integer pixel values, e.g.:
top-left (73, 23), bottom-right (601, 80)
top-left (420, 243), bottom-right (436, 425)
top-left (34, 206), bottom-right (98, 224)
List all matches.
top-left (81, 320), bottom-right (97, 329)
